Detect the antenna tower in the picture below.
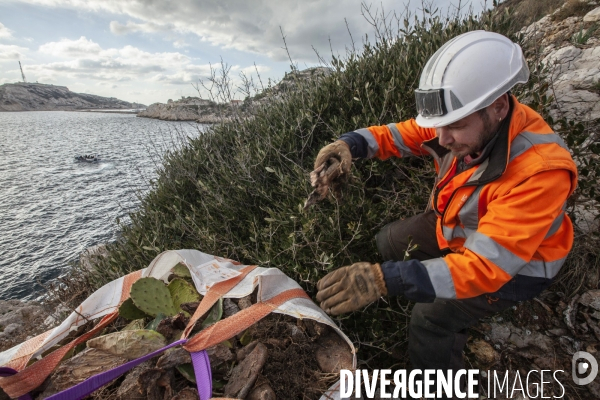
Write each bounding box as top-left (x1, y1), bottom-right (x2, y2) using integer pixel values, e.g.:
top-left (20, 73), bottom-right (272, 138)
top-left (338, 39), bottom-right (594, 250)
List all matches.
top-left (18, 61), bottom-right (27, 83)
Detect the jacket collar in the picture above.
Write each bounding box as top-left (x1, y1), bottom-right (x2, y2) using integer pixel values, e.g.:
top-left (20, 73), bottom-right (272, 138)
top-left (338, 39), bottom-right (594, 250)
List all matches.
top-left (421, 95), bottom-right (516, 186)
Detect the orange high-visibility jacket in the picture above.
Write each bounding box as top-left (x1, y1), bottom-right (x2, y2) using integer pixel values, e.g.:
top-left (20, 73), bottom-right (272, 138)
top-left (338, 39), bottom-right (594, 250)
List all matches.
top-left (340, 96), bottom-right (578, 301)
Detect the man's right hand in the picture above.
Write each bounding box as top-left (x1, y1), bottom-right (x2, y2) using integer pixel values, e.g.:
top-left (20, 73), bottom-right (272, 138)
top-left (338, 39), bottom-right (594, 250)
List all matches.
top-left (304, 141), bottom-right (352, 209)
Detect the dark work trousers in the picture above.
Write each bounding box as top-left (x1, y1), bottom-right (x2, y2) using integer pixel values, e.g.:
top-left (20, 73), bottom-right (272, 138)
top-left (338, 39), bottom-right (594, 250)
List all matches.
top-left (375, 211), bottom-right (517, 396)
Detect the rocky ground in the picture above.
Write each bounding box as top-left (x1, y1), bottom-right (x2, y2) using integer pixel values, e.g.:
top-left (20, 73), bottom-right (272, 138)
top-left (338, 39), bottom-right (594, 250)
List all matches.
top-left (465, 289), bottom-right (600, 399)
top-left (0, 83), bottom-right (144, 112)
top-left (0, 300), bottom-right (48, 349)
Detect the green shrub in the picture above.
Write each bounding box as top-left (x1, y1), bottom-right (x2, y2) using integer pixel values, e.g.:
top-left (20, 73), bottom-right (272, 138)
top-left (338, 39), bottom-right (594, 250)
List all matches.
top-left (71, 6), bottom-right (600, 366)
top-left (77, 8), bottom-right (514, 366)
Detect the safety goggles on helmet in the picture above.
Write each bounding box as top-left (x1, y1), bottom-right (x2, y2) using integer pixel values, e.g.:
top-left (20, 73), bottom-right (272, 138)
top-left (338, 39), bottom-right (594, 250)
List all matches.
top-left (415, 88), bottom-right (447, 118)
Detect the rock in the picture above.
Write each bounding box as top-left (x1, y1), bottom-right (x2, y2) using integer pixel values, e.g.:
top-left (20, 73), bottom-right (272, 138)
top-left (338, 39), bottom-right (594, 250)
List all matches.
top-left (237, 295), bottom-right (253, 310)
top-left (584, 6), bottom-right (600, 21)
top-left (115, 360), bottom-right (153, 400)
top-left (247, 383), bottom-right (277, 400)
top-left (237, 340), bottom-right (260, 362)
top-left (547, 328), bottom-right (568, 336)
top-left (285, 322), bottom-right (306, 341)
top-left (79, 244), bottom-right (109, 271)
top-left (180, 302), bottom-right (199, 315)
top-left (579, 290), bottom-right (600, 311)
top-left (136, 368), bottom-right (175, 400)
top-left (0, 300), bottom-right (44, 328)
top-left (2, 323), bottom-right (20, 336)
top-left (304, 319), bottom-right (330, 337)
top-left (224, 342), bottom-right (268, 398)
top-left (137, 368), bottom-right (165, 400)
top-left (518, 11), bottom-right (600, 125)
top-left (86, 330), bottom-right (166, 360)
top-left (43, 315), bottom-right (58, 327)
top-left (156, 369), bottom-right (175, 399)
top-left (223, 298), bottom-right (240, 317)
top-left (207, 342), bottom-right (234, 367)
top-left (38, 348), bottom-right (128, 399)
top-left (156, 347), bottom-right (192, 369)
top-left (542, 45), bottom-right (600, 122)
top-left (587, 379), bottom-right (600, 398)
top-left (508, 329), bottom-right (554, 353)
top-left (314, 332), bottom-right (353, 373)
top-left (468, 339), bottom-right (499, 365)
top-left (559, 336), bottom-right (581, 355)
top-left (171, 387), bottom-right (199, 400)
top-left (156, 317), bottom-right (179, 342)
top-left (137, 97), bottom-right (216, 122)
top-left (136, 68), bottom-right (330, 123)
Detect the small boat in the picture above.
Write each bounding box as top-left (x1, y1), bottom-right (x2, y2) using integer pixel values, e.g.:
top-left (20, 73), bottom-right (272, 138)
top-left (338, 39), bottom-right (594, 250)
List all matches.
top-left (75, 154), bottom-right (101, 162)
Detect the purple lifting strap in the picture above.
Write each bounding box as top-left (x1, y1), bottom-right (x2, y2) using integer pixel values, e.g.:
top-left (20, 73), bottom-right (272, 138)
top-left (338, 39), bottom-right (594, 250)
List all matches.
top-left (45, 339), bottom-right (192, 400)
top-left (191, 351), bottom-right (212, 400)
top-left (2, 343), bottom-right (215, 400)
top-left (0, 367), bottom-right (33, 400)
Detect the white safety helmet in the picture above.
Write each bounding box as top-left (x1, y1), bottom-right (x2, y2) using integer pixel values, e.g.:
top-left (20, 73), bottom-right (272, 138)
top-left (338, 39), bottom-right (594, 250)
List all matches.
top-left (414, 30), bottom-right (529, 128)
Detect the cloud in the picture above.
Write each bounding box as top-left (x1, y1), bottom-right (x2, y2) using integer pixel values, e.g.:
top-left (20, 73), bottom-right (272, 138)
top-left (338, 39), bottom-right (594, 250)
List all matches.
top-left (28, 37), bottom-right (209, 89)
top-left (150, 67), bottom-right (211, 85)
top-left (0, 44), bottom-right (28, 60)
top-left (240, 64), bottom-right (270, 75)
top-left (109, 20), bottom-right (170, 35)
top-left (39, 36), bottom-right (102, 57)
top-left (0, 23), bottom-right (13, 40)
top-left (16, 0), bottom-right (475, 62)
top-left (173, 39), bottom-right (188, 49)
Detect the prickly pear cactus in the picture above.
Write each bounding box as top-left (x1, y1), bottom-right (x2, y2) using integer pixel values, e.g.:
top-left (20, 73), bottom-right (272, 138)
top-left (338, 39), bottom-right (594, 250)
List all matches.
top-left (119, 298), bottom-right (148, 320)
top-left (172, 262), bottom-right (192, 278)
top-left (168, 278), bottom-right (201, 315)
top-left (130, 277), bottom-right (178, 317)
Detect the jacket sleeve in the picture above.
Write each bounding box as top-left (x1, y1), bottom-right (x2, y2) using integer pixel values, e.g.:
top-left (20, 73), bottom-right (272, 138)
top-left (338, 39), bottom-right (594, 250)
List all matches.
top-left (380, 169), bottom-right (573, 301)
top-left (339, 119), bottom-right (436, 160)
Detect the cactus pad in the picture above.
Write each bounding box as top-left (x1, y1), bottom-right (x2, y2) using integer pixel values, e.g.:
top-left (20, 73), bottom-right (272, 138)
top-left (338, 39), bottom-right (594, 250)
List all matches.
top-left (172, 262), bottom-right (192, 278)
top-left (168, 278), bottom-right (201, 315)
top-left (119, 298), bottom-right (148, 320)
top-left (130, 277), bottom-right (178, 317)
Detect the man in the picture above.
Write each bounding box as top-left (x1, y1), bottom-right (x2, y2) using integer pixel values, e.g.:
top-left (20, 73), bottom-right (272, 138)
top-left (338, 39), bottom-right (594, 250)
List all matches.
top-left (312, 30), bottom-right (578, 382)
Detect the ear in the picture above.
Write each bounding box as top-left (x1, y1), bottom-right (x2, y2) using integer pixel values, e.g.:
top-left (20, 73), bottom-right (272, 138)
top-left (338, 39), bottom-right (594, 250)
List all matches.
top-left (491, 93), bottom-right (510, 121)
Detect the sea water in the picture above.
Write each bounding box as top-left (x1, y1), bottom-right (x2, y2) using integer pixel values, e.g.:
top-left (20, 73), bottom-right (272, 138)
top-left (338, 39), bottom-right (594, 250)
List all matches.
top-left (0, 111), bottom-right (202, 300)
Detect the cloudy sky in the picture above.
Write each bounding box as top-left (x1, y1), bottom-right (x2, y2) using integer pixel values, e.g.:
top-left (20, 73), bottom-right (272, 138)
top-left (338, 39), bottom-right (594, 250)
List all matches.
top-left (0, 0), bottom-right (488, 105)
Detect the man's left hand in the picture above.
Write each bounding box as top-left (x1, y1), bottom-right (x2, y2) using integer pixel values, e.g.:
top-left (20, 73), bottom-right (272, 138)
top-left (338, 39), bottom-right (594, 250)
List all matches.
top-left (316, 262), bottom-right (388, 315)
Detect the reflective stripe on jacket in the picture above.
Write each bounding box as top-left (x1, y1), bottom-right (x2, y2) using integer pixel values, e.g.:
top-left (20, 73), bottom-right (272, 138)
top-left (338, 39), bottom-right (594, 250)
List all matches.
top-left (339, 96), bottom-right (578, 301)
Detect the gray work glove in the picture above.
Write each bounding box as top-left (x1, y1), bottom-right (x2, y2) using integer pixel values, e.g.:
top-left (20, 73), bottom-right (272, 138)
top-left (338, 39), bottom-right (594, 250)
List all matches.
top-left (304, 141), bottom-right (352, 209)
top-left (316, 262), bottom-right (387, 315)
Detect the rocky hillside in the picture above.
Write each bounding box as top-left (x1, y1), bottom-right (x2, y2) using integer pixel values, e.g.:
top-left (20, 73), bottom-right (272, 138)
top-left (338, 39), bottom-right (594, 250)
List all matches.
top-left (137, 67), bottom-right (331, 123)
top-left (516, 0), bottom-right (600, 122)
top-left (0, 83), bottom-right (145, 112)
top-left (137, 97), bottom-right (226, 123)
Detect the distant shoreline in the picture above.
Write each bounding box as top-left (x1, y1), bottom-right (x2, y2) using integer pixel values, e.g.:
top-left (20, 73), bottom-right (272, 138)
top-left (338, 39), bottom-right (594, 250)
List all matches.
top-left (0, 109), bottom-right (145, 114)
top-left (78, 109), bottom-right (145, 114)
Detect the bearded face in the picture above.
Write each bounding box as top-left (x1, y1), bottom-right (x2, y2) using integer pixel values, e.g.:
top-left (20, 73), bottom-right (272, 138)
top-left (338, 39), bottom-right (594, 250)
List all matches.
top-left (436, 107), bottom-right (500, 160)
